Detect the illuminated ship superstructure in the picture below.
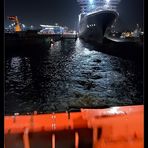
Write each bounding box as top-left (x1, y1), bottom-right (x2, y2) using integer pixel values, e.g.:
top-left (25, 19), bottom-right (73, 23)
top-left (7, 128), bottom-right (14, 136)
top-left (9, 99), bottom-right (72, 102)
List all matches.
top-left (77, 0), bottom-right (121, 43)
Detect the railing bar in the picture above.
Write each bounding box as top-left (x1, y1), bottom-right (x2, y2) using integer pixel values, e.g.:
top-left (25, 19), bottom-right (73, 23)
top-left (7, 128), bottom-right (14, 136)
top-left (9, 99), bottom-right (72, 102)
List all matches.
top-left (75, 132), bottom-right (79, 148)
top-left (52, 134), bottom-right (55, 148)
top-left (23, 128), bottom-right (30, 148)
top-left (93, 128), bottom-right (98, 148)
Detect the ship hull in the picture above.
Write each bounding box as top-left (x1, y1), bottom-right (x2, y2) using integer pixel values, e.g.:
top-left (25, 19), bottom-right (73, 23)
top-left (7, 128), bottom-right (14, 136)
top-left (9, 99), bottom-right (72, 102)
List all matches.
top-left (78, 10), bottom-right (118, 44)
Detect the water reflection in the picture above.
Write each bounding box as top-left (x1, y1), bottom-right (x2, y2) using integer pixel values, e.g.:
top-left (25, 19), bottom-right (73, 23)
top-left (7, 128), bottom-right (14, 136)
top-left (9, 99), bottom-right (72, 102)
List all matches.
top-left (5, 39), bottom-right (143, 114)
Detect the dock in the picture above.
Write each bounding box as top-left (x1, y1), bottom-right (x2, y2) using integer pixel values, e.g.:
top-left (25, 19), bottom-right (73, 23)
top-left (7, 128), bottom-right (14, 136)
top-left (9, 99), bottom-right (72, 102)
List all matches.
top-left (5, 31), bottom-right (78, 50)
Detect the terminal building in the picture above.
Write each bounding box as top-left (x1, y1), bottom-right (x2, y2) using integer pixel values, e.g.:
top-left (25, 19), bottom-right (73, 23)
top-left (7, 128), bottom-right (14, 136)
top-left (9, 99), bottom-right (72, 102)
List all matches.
top-left (39, 25), bottom-right (64, 34)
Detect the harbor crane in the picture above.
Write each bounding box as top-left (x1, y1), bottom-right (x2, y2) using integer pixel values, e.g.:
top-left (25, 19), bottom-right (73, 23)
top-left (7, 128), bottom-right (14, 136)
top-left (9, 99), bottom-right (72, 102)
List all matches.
top-left (8, 16), bottom-right (22, 32)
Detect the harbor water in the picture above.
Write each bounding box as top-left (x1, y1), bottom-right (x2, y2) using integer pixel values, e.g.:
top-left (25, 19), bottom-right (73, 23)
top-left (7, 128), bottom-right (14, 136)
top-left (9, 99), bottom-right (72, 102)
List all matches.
top-left (5, 38), bottom-right (143, 115)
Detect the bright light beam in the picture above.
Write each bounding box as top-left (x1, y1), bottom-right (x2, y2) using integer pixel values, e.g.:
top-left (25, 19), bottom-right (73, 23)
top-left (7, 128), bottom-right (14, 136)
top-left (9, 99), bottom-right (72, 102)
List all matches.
top-left (106, 0), bottom-right (110, 3)
top-left (89, 0), bottom-right (93, 4)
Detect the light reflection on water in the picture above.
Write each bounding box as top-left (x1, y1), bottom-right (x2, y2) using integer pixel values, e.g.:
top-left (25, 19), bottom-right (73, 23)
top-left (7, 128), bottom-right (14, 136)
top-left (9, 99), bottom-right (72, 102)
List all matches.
top-left (5, 39), bottom-right (143, 114)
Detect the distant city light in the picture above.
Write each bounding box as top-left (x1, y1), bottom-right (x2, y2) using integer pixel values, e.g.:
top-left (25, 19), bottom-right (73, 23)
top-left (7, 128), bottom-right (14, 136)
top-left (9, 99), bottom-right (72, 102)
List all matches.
top-left (89, 0), bottom-right (93, 4)
top-left (73, 30), bottom-right (76, 34)
top-left (22, 24), bottom-right (25, 28)
top-left (11, 23), bottom-right (15, 26)
top-left (30, 25), bottom-right (34, 29)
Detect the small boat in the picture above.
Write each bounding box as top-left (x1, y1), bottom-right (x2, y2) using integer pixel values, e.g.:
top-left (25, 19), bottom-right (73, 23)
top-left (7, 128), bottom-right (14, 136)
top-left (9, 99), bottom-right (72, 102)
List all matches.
top-left (4, 105), bottom-right (144, 148)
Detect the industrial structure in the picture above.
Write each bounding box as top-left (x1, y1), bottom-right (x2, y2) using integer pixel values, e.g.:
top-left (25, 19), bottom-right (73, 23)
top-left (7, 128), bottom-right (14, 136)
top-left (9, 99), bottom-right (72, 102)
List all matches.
top-left (8, 16), bottom-right (22, 32)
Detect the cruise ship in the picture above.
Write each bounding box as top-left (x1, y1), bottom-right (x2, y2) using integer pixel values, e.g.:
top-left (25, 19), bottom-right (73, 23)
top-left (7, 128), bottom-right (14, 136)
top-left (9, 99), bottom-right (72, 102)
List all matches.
top-left (77, 0), bottom-right (121, 43)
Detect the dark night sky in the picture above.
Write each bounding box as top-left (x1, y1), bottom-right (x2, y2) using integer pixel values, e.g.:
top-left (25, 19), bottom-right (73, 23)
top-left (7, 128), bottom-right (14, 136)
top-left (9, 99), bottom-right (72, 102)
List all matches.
top-left (4, 0), bottom-right (143, 31)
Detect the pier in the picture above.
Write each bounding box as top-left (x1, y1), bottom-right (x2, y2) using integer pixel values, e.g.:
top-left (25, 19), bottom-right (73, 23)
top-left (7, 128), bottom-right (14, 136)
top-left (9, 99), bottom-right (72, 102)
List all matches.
top-left (5, 31), bottom-right (78, 50)
top-left (5, 31), bottom-right (77, 40)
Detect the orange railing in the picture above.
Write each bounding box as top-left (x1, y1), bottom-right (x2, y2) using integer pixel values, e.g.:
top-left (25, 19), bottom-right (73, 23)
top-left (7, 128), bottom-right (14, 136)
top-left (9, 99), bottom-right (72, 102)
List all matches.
top-left (4, 105), bottom-right (144, 148)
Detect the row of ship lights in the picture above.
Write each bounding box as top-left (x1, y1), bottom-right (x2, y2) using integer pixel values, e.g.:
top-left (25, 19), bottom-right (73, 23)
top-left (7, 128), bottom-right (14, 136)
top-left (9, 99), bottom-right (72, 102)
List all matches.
top-left (87, 24), bottom-right (96, 28)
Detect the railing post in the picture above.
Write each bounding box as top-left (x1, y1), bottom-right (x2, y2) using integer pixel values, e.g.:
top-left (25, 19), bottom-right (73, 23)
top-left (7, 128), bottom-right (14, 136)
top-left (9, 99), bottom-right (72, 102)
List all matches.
top-left (23, 128), bottom-right (30, 148)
